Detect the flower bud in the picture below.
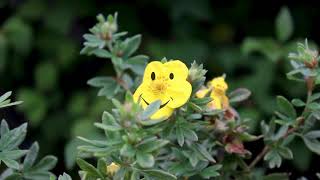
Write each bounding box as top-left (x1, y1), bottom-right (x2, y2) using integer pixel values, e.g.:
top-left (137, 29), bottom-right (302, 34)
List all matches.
top-left (106, 162), bottom-right (120, 176)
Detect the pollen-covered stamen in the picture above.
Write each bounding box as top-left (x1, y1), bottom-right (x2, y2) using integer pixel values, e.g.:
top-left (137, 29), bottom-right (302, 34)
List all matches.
top-left (149, 76), bottom-right (169, 95)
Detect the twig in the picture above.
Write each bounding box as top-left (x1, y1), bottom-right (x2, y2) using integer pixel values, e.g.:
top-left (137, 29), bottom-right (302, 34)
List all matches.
top-left (248, 146), bottom-right (269, 169)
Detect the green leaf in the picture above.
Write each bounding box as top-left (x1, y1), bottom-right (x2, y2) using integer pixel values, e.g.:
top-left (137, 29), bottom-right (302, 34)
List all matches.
top-left (276, 96), bottom-right (296, 119)
top-left (32, 155), bottom-right (57, 171)
top-left (88, 77), bottom-right (119, 98)
top-left (278, 146), bottom-right (293, 159)
top-left (0, 91), bottom-right (12, 104)
top-left (303, 133), bottom-right (320, 155)
top-left (310, 93), bottom-right (320, 102)
top-left (176, 126), bottom-right (185, 147)
top-left (275, 6), bottom-right (293, 42)
top-left (102, 111), bottom-right (117, 126)
top-left (200, 165), bottom-right (222, 179)
top-left (0, 120), bottom-right (9, 136)
top-left (189, 152), bottom-right (199, 167)
top-left (89, 49), bottom-right (112, 58)
top-left (97, 159), bottom-right (107, 176)
top-left (94, 122), bottom-right (122, 131)
top-left (291, 98), bottom-right (305, 107)
top-left (76, 158), bottom-right (103, 179)
top-left (120, 144), bottom-right (136, 158)
top-left (136, 151), bottom-right (155, 168)
top-left (87, 77), bottom-right (115, 87)
top-left (123, 34), bottom-right (141, 57)
top-left (125, 55), bottom-right (148, 75)
top-left (131, 170), bottom-right (139, 180)
top-left (1, 158), bottom-right (20, 169)
top-left (24, 142), bottom-right (40, 170)
top-left (0, 123), bottom-right (27, 151)
top-left (138, 139), bottom-right (169, 153)
top-left (142, 169), bottom-right (177, 180)
top-left (229, 88), bottom-right (251, 103)
top-left (194, 144), bottom-right (216, 163)
top-left (308, 102), bottom-right (320, 110)
top-left (23, 172), bottom-right (53, 180)
top-left (264, 150), bottom-right (282, 168)
top-left (305, 131), bottom-right (320, 139)
top-left (183, 128), bottom-right (198, 142)
top-left (0, 150), bottom-right (28, 160)
top-left (141, 100), bottom-right (161, 120)
top-left (58, 173), bottom-right (72, 180)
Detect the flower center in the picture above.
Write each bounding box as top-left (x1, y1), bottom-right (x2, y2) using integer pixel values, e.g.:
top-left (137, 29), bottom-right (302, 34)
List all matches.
top-left (149, 76), bottom-right (169, 95)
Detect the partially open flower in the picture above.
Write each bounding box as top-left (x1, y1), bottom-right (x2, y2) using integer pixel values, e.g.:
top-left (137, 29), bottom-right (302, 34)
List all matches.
top-left (196, 76), bottom-right (229, 110)
top-left (106, 162), bottom-right (120, 176)
top-left (133, 60), bottom-right (192, 119)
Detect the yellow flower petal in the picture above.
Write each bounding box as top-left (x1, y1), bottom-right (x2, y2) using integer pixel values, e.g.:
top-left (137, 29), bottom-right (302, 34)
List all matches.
top-left (166, 81), bottom-right (192, 108)
top-left (164, 60), bottom-right (189, 80)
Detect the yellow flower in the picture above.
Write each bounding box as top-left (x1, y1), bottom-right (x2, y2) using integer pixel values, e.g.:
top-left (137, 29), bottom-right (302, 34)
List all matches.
top-left (133, 60), bottom-right (192, 119)
top-left (196, 76), bottom-right (229, 110)
top-left (106, 162), bottom-right (120, 176)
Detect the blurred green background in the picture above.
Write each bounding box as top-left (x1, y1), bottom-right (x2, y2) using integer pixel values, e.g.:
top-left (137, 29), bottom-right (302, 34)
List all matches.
top-left (1, 0), bottom-right (320, 178)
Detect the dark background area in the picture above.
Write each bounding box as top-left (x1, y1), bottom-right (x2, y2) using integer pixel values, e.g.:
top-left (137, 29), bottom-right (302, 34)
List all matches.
top-left (1, 0), bottom-right (320, 179)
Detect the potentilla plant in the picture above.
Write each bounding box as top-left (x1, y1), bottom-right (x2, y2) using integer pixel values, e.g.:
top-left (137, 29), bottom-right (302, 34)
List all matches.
top-left (0, 92), bottom-right (65, 180)
top-left (77, 13), bottom-right (320, 180)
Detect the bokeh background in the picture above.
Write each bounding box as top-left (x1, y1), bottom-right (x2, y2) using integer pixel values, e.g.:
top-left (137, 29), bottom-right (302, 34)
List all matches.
top-left (1, 0), bottom-right (320, 178)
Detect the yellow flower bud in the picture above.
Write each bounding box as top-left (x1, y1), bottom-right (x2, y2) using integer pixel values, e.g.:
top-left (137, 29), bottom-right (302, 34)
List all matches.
top-left (106, 162), bottom-right (120, 176)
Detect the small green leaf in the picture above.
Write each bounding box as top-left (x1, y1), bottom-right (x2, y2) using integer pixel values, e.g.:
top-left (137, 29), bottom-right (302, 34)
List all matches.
top-left (291, 98), bottom-right (305, 107)
top-left (0, 120), bottom-right (9, 136)
top-left (303, 132), bottom-right (320, 155)
top-left (32, 155), bottom-right (57, 171)
top-left (76, 158), bottom-right (103, 179)
top-left (142, 169), bottom-right (177, 180)
top-left (136, 151), bottom-right (155, 168)
top-left (276, 96), bottom-right (296, 119)
top-left (138, 139), bottom-right (169, 153)
top-left (264, 150), bottom-right (282, 168)
top-left (123, 34), bottom-right (141, 57)
top-left (0, 150), bottom-right (28, 160)
top-left (194, 144), bottom-right (216, 163)
top-left (89, 49), bottom-right (112, 58)
top-left (176, 126), bottom-right (185, 147)
top-left (200, 165), bottom-right (222, 179)
top-left (278, 146), bottom-right (293, 159)
top-left (94, 122), bottom-right (122, 131)
top-left (120, 144), bottom-right (136, 157)
top-left (275, 6), bottom-right (293, 42)
top-left (24, 142), bottom-right (40, 170)
top-left (125, 55), bottom-right (148, 75)
top-left (1, 158), bottom-right (20, 169)
top-left (308, 102), bottom-right (320, 110)
top-left (183, 128), bottom-right (198, 142)
top-left (87, 77), bottom-right (115, 87)
top-left (141, 100), bottom-right (161, 120)
top-left (58, 173), bottom-right (72, 180)
top-left (229, 88), bottom-right (251, 103)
